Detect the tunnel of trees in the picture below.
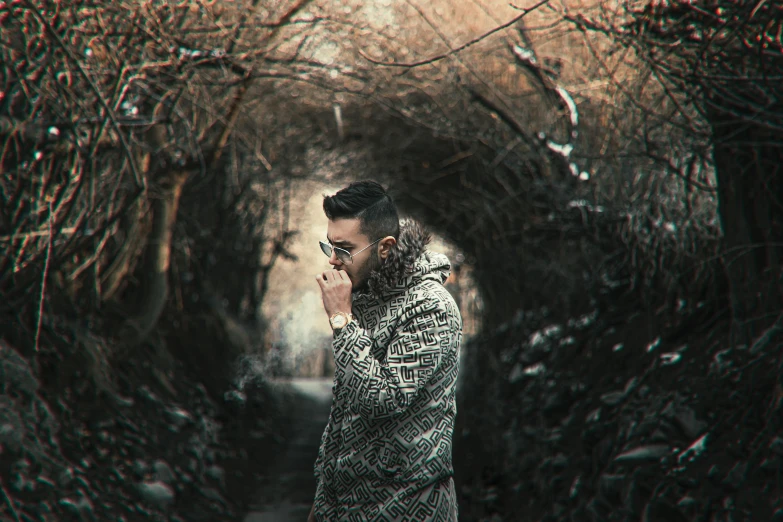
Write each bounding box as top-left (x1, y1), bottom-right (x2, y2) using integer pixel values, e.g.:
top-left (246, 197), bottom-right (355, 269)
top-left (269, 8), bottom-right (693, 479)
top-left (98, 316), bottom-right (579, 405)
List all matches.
top-left (1, 0), bottom-right (782, 520)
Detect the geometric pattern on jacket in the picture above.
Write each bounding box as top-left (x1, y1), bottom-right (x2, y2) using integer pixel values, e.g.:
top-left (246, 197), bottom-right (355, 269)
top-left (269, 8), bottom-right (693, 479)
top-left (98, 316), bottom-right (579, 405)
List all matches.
top-left (313, 223), bottom-right (462, 522)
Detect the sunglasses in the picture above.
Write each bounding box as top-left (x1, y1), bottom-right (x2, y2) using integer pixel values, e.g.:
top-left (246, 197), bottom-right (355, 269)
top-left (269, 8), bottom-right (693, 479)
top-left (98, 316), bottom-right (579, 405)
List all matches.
top-left (319, 238), bottom-right (383, 265)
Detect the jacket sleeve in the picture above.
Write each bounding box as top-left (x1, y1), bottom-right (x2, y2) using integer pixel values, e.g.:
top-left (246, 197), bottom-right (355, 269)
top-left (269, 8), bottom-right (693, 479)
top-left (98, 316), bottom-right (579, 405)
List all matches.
top-left (332, 294), bottom-right (458, 420)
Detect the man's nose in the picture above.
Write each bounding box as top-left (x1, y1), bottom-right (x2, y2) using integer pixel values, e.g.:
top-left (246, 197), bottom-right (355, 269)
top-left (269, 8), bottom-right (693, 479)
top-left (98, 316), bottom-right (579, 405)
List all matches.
top-left (329, 250), bottom-right (342, 267)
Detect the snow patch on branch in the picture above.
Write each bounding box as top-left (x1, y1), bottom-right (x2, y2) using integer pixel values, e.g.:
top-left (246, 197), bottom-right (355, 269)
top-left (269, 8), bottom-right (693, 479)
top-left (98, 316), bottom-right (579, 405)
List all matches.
top-left (555, 86), bottom-right (579, 132)
top-left (513, 45), bottom-right (537, 65)
top-left (512, 44), bottom-right (590, 181)
top-left (547, 141), bottom-right (573, 158)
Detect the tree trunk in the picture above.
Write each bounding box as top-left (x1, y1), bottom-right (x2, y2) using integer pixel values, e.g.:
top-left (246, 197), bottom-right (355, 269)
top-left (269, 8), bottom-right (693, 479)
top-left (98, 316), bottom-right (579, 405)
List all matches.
top-left (122, 171), bottom-right (188, 346)
top-left (102, 197), bottom-right (147, 301)
top-left (711, 114), bottom-right (783, 345)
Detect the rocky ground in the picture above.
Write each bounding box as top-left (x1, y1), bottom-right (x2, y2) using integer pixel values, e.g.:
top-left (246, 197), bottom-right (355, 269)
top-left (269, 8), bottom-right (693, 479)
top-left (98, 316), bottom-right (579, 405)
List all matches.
top-left (0, 340), bottom-right (302, 522)
top-left (4, 291), bottom-right (782, 522)
top-left (244, 378), bottom-right (332, 522)
top-left (454, 292), bottom-right (783, 521)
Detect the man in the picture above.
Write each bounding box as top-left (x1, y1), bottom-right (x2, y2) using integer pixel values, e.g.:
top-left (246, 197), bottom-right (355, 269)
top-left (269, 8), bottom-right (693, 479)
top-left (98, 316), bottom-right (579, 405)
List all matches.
top-left (309, 180), bottom-right (462, 521)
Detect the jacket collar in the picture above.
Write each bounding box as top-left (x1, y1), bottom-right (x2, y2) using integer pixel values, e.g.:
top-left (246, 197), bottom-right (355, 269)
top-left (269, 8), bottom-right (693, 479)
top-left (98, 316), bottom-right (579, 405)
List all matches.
top-left (354, 219), bottom-right (438, 304)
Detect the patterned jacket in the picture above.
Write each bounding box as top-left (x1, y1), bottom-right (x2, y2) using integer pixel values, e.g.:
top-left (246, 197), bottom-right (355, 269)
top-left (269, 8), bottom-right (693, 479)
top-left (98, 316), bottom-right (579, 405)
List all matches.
top-left (313, 222), bottom-right (462, 521)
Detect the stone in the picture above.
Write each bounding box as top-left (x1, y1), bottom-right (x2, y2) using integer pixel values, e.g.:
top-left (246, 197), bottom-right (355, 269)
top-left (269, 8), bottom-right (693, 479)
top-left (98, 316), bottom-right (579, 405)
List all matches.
top-left (11, 474), bottom-right (34, 492)
top-left (136, 480), bottom-right (175, 506)
top-left (136, 386), bottom-right (161, 404)
top-left (761, 457), bottom-right (779, 472)
top-left (199, 486), bottom-right (226, 504)
top-left (645, 499), bottom-right (689, 522)
top-left (600, 391), bottom-right (626, 406)
top-left (673, 407), bottom-right (708, 439)
top-left (36, 476), bottom-right (55, 489)
top-left (0, 344), bottom-right (39, 394)
top-left (551, 454), bottom-right (569, 469)
top-left (676, 477), bottom-right (699, 489)
top-left (132, 460), bottom-right (148, 477)
top-left (0, 405), bottom-right (24, 452)
top-left (623, 469), bottom-right (646, 514)
top-left (614, 445), bottom-right (670, 463)
top-left (59, 498), bottom-right (80, 514)
top-left (94, 418), bottom-right (116, 429)
top-left (585, 497), bottom-right (607, 522)
top-left (598, 474), bottom-right (626, 504)
top-left (58, 496), bottom-right (95, 521)
top-left (542, 391), bottom-right (565, 412)
top-left (204, 448), bottom-right (216, 464)
top-left (649, 429), bottom-right (669, 443)
top-left (205, 465), bottom-right (225, 487)
top-left (722, 461), bottom-right (747, 491)
top-left (165, 407), bottom-right (193, 432)
top-left (58, 467), bottom-right (75, 487)
top-left (153, 460), bottom-right (176, 485)
top-left (677, 433), bottom-right (709, 464)
top-left (677, 496), bottom-right (697, 509)
top-left (112, 395), bottom-right (135, 408)
top-left (569, 475), bottom-right (581, 499)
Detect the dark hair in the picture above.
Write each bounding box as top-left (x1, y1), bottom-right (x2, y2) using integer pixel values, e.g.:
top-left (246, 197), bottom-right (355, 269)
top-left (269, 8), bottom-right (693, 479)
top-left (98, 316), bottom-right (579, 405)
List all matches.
top-left (323, 180), bottom-right (400, 240)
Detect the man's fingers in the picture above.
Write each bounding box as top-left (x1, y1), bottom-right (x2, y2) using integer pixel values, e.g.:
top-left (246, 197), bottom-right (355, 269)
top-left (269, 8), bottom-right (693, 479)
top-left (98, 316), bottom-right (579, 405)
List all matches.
top-left (331, 270), bottom-right (351, 283)
top-left (318, 269), bottom-right (351, 287)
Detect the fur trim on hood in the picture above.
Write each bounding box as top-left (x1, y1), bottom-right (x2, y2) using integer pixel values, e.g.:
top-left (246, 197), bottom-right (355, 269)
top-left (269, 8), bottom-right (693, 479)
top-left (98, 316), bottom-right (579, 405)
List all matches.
top-left (358, 219), bottom-right (451, 301)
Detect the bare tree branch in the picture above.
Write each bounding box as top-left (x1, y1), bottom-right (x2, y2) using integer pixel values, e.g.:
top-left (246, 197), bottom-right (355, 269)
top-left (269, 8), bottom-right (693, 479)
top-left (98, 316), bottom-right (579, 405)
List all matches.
top-left (358, 0), bottom-right (550, 68)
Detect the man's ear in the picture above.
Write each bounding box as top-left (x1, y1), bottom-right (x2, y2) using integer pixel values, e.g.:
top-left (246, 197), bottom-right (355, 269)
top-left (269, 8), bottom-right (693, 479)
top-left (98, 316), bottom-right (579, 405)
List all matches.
top-left (378, 236), bottom-right (397, 260)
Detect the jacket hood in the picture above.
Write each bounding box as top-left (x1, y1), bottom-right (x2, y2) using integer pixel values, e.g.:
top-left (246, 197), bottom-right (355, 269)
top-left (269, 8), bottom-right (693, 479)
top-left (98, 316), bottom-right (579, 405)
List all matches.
top-left (356, 220), bottom-right (451, 302)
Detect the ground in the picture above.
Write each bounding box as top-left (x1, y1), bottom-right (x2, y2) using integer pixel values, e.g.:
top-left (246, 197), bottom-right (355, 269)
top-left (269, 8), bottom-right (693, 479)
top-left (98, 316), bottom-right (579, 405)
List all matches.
top-left (244, 378), bottom-right (333, 522)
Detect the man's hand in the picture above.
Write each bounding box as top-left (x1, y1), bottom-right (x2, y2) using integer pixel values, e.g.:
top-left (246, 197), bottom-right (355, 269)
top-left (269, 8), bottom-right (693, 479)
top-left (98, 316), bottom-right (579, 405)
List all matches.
top-left (315, 269), bottom-right (353, 318)
top-left (307, 503), bottom-right (316, 522)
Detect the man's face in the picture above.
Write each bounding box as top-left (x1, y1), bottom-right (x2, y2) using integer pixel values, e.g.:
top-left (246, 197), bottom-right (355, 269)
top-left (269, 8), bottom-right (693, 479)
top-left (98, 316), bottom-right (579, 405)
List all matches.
top-left (325, 218), bottom-right (381, 292)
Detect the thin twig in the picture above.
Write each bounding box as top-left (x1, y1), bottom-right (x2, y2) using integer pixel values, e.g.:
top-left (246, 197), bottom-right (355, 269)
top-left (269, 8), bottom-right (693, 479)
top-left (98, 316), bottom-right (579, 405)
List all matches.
top-left (20, 0), bottom-right (146, 190)
top-left (34, 200), bottom-right (54, 353)
top-left (0, 476), bottom-right (21, 522)
top-left (750, 312), bottom-right (783, 355)
top-left (358, 0), bottom-right (550, 68)
top-left (0, 227), bottom-right (77, 242)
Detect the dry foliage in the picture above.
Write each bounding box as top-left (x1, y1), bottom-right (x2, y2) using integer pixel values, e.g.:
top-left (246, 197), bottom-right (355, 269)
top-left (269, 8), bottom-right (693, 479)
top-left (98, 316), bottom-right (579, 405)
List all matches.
top-left (557, 0), bottom-right (783, 339)
top-left (0, 0), bottom-right (330, 390)
top-left (2, 0), bottom-right (761, 384)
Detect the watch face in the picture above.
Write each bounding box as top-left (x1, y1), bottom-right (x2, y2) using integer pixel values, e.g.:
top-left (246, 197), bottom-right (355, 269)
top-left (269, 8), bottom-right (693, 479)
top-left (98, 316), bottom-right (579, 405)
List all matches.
top-left (332, 315), bottom-right (347, 328)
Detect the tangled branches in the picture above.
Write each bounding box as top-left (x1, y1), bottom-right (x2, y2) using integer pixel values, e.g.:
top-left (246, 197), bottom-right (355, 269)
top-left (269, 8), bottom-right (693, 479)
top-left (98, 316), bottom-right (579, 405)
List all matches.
top-left (556, 0), bottom-right (783, 340)
top-left (565, 0), bottom-right (783, 131)
top-left (627, 0), bottom-right (783, 130)
top-left (0, 0), bottom-right (310, 369)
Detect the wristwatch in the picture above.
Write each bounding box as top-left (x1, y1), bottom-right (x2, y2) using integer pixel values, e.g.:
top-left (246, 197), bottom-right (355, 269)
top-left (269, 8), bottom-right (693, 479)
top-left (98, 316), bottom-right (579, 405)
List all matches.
top-left (329, 312), bottom-right (353, 332)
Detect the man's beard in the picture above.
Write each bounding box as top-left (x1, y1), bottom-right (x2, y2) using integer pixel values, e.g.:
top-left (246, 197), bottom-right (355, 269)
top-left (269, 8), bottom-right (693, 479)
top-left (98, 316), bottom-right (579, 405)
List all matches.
top-left (351, 249), bottom-right (382, 294)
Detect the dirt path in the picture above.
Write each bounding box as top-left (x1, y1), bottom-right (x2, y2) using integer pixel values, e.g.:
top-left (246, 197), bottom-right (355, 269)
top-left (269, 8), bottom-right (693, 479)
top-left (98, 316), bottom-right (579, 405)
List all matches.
top-left (243, 378), bottom-right (333, 522)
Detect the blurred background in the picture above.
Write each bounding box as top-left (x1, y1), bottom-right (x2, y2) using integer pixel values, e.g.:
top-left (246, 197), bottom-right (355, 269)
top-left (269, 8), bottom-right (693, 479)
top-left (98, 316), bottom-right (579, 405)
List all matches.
top-left (259, 180), bottom-right (479, 378)
top-left (2, 0), bottom-right (782, 520)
